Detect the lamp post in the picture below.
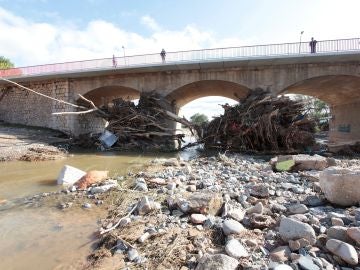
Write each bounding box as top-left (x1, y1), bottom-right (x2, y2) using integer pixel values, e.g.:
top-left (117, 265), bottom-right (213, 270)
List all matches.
top-left (299, 31), bottom-right (304, 54)
top-left (122, 46), bottom-right (126, 65)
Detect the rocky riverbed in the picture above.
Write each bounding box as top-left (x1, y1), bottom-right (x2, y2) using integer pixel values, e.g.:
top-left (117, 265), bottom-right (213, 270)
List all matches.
top-left (9, 153), bottom-right (360, 270)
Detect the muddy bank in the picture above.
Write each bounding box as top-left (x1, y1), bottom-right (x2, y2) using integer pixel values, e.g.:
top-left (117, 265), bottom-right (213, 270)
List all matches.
top-left (0, 121), bottom-right (68, 161)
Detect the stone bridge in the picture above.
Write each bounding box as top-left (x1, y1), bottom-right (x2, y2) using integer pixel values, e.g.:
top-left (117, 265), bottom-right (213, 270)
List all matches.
top-left (1, 39), bottom-right (360, 146)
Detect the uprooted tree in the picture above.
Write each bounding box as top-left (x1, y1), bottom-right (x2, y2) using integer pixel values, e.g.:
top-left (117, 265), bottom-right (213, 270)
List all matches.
top-left (202, 88), bottom-right (317, 153)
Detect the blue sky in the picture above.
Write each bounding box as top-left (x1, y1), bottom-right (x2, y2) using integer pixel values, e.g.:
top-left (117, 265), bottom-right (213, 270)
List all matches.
top-left (0, 0), bottom-right (359, 118)
top-left (1, 0), bottom-right (359, 66)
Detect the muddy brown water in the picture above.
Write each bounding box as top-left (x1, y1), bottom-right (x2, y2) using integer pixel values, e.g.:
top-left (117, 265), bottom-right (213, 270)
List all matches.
top-left (0, 152), bottom-right (173, 270)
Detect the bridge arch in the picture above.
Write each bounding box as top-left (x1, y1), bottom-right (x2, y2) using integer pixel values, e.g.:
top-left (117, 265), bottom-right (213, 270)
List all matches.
top-left (279, 75), bottom-right (360, 106)
top-left (280, 75), bottom-right (360, 144)
top-left (166, 80), bottom-right (251, 110)
top-left (79, 85), bottom-right (140, 106)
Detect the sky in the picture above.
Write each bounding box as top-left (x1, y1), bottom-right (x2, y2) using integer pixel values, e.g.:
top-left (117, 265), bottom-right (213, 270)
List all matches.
top-left (0, 0), bottom-right (359, 118)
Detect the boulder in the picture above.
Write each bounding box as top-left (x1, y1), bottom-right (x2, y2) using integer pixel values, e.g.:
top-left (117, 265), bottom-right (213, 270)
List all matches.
top-left (185, 192), bottom-right (223, 215)
top-left (56, 165), bottom-right (86, 185)
top-left (279, 217), bottom-right (316, 245)
top-left (195, 253), bottom-right (238, 270)
top-left (75, 170), bottom-right (109, 189)
top-left (326, 239), bottom-right (358, 265)
top-left (270, 154), bottom-right (332, 172)
top-left (319, 167), bottom-right (360, 206)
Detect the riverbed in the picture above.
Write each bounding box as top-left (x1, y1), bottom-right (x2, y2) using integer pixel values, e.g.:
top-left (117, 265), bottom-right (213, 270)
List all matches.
top-left (0, 152), bottom-right (172, 270)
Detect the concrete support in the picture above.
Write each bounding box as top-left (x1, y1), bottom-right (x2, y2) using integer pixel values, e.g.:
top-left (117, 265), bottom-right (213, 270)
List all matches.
top-left (329, 101), bottom-right (360, 145)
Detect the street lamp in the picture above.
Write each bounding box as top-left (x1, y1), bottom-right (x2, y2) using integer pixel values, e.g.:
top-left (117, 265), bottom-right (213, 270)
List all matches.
top-left (122, 46), bottom-right (126, 65)
top-left (299, 31), bottom-right (304, 54)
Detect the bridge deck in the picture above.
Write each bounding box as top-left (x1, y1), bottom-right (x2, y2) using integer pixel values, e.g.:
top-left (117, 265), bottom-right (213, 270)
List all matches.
top-left (0, 37), bottom-right (359, 81)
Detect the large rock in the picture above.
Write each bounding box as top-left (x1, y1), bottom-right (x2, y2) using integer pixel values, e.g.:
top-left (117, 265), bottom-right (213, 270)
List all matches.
top-left (195, 253), bottom-right (238, 270)
top-left (270, 154), bottom-right (332, 172)
top-left (326, 239), bottom-right (358, 265)
top-left (279, 217), bottom-right (316, 245)
top-left (186, 192), bottom-right (223, 215)
top-left (319, 167), bottom-right (360, 206)
top-left (75, 170), bottom-right (109, 189)
top-left (56, 165), bottom-right (86, 185)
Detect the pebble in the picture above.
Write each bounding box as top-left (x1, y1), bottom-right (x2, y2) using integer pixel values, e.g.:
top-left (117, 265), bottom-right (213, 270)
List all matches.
top-left (225, 239), bottom-right (249, 258)
top-left (196, 253), bottom-right (238, 270)
top-left (127, 248), bottom-right (139, 261)
top-left (190, 214), bottom-right (207, 224)
top-left (83, 203), bottom-right (91, 209)
top-left (222, 219), bottom-right (245, 235)
top-left (274, 265), bottom-right (293, 270)
top-left (346, 227), bottom-right (360, 244)
top-left (138, 232), bottom-right (150, 243)
top-left (279, 217), bottom-right (316, 244)
top-left (250, 184), bottom-right (269, 198)
top-left (327, 226), bottom-right (353, 243)
top-left (326, 239), bottom-right (358, 265)
top-left (228, 208), bottom-right (245, 222)
top-left (298, 255), bottom-right (320, 270)
top-left (288, 203), bottom-right (308, 214)
top-left (331, 217), bottom-right (344, 226)
top-left (269, 246), bottom-right (291, 262)
top-left (187, 185), bottom-right (196, 192)
top-left (246, 202), bottom-right (263, 214)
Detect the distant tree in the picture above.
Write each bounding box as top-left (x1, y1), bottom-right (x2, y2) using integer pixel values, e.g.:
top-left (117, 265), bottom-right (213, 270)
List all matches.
top-left (293, 94), bottom-right (330, 131)
top-left (0, 56), bottom-right (14, 69)
top-left (190, 113), bottom-right (209, 126)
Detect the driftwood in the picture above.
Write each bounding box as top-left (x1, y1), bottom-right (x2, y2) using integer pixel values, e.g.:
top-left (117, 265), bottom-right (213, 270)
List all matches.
top-left (73, 92), bottom-right (195, 151)
top-left (202, 88), bottom-right (316, 153)
top-left (99, 204), bottom-right (137, 235)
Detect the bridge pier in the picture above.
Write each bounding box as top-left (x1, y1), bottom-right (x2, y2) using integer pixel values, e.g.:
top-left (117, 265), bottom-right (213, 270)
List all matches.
top-left (329, 101), bottom-right (360, 147)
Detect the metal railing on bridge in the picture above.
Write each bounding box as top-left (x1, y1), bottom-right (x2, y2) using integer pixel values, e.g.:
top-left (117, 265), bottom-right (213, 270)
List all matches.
top-left (1, 37), bottom-right (359, 78)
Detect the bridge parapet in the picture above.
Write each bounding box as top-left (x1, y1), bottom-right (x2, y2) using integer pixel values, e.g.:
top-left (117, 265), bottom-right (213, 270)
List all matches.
top-left (1, 38), bottom-right (359, 79)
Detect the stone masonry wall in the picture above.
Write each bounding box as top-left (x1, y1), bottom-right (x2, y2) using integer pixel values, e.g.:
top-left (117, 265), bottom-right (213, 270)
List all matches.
top-left (0, 80), bottom-right (75, 134)
top-left (0, 79), bottom-right (107, 135)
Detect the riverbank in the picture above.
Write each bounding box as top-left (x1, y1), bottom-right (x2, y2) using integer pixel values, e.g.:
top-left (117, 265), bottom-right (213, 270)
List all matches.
top-left (14, 153), bottom-right (359, 269)
top-left (0, 122), bottom-right (68, 161)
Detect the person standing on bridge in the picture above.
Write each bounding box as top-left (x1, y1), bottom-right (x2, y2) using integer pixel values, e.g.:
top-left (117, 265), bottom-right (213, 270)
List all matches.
top-left (309, 37), bottom-right (317, 53)
top-left (160, 49), bottom-right (166, 63)
top-left (112, 54), bottom-right (117, 68)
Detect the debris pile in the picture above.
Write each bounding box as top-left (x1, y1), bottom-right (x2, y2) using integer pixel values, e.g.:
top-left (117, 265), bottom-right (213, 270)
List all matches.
top-left (77, 92), bottom-right (194, 151)
top-left (203, 89), bottom-right (317, 153)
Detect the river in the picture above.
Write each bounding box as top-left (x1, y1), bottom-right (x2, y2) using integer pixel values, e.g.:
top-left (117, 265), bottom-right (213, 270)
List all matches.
top-left (0, 151), bottom-right (177, 270)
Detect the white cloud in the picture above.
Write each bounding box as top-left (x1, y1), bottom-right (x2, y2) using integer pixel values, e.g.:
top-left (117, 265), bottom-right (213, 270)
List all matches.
top-left (0, 7), bottom-right (244, 66)
top-left (141, 15), bottom-right (161, 32)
